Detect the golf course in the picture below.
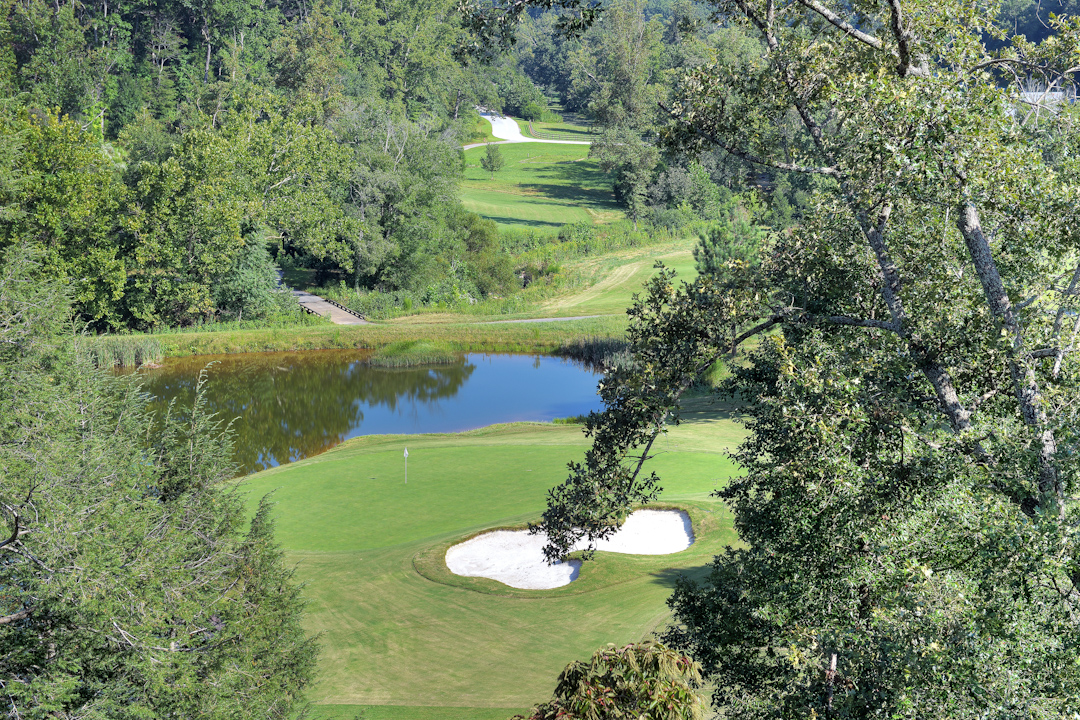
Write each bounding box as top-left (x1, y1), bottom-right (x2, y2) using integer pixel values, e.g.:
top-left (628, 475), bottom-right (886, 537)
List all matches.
top-left (140, 113), bottom-right (735, 719)
top-left (239, 396), bottom-right (744, 720)
top-left (461, 143), bottom-right (622, 230)
top-left (231, 190), bottom-right (730, 717)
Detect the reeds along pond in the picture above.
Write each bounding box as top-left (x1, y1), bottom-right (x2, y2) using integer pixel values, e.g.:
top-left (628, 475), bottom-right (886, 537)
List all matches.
top-left (80, 335), bottom-right (164, 368)
top-left (556, 335), bottom-right (631, 370)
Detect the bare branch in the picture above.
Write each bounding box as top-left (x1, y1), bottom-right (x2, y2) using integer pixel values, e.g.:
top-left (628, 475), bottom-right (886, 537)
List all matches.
top-left (794, 0), bottom-right (885, 51)
top-left (659, 102), bottom-right (840, 176)
top-left (730, 314), bottom-right (785, 353)
top-left (886, 0), bottom-right (929, 78)
top-left (0, 608), bottom-right (31, 625)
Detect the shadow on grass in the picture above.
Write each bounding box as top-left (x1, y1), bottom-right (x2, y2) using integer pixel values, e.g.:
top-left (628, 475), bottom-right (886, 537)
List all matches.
top-left (482, 214), bottom-right (564, 228)
top-left (676, 395), bottom-right (747, 423)
top-left (517, 182), bottom-right (617, 208)
top-left (648, 563), bottom-right (714, 589)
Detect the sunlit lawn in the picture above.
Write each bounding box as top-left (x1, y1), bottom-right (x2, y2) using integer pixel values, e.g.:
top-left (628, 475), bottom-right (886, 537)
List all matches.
top-left (239, 407), bottom-right (745, 720)
top-left (460, 144), bottom-right (623, 230)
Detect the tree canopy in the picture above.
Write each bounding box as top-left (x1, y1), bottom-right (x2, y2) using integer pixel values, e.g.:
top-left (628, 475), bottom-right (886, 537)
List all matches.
top-left (0, 246), bottom-right (317, 717)
top-left (465, 0), bottom-right (1080, 715)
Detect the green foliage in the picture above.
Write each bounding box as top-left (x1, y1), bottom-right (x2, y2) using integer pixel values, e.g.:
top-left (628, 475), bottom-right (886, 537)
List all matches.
top-left (480, 142), bottom-right (506, 178)
top-left (123, 127), bottom-right (255, 328)
top-left (213, 240), bottom-right (296, 322)
top-left (514, 642), bottom-right (705, 720)
top-left (0, 246), bottom-right (316, 718)
top-left (692, 196), bottom-right (765, 279)
top-left (520, 101), bottom-right (545, 121)
top-left (0, 108), bottom-right (127, 327)
top-left (524, 1), bottom-right (1080, 716)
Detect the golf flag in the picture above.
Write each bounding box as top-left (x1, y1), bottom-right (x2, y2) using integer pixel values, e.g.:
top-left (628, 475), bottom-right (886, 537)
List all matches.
top-left (404, 447), bottom-right (408, 484)
top-left (404, 448), bottom-right (408, 458)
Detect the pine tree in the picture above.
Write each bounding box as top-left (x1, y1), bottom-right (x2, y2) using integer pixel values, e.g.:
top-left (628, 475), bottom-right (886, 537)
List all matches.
top-left (0, 245), bottom-right (317, 719)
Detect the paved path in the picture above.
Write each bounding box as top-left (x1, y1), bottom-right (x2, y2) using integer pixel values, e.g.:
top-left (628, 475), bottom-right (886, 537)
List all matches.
top-left (291, 288), bottom-right (369, 325)
top-left (463, 112), bottom-right (593, 150)
top-left (480, 314), bottom-right (612, 324)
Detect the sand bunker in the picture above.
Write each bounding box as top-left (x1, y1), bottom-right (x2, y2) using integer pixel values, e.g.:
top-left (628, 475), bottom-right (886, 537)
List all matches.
top-left (444, 509), bottom-right (694, 590)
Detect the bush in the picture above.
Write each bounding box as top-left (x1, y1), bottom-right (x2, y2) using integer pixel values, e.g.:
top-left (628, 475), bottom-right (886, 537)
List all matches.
top-left (521, 102), bottom-right (545, 121)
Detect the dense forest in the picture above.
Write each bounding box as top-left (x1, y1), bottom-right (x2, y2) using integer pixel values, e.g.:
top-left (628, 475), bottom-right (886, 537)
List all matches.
top-left (0, 0), bottom-right (804, 331)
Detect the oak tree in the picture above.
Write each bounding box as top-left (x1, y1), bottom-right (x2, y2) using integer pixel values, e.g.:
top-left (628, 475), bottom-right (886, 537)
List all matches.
top-left (460, 0), bottom-right (1080, 715)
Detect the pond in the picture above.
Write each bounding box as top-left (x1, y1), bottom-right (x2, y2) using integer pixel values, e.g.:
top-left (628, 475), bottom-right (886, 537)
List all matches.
top-left (123, 351), bottom-right (602, 475)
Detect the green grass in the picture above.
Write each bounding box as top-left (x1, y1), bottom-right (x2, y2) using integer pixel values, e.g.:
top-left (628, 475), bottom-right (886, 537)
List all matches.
top-left (365, 340), bottom-right (458, 367)
top-left (469, 116), bottom-right (499, 145)
top-left (239, 405), bottom-right (745, 717)
top-left (537, 239), bottom-right (700, 317)
top-left (310, 706), bottom-right (526, 720)
top-left (460, 144), bottom-right (622, 230)
top-left (515, 117), bottom-right (597, 142)
top-left (138, 315), bottom-right (628, 360)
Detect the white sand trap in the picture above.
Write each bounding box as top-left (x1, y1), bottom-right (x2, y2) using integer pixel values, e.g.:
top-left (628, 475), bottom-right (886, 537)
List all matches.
top-left (445, 509), bottom-right (694, 590)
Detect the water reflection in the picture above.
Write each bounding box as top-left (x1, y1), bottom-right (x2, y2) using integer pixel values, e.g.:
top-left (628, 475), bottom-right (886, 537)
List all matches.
top-left (123, 350), bottom-right (600, 475)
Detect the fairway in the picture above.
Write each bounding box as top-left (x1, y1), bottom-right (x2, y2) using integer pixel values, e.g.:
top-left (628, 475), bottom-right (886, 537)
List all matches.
top-left (239, 401), bottom-right (744, 718)
top-left (538, 239), bottom-right (700, 317)
top-left (460, 144), bottom-right (623, 229)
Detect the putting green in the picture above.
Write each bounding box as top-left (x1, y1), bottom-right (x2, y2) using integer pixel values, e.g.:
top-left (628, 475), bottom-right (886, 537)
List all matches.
top-left (460, 144), bottom-right (622, 229)
top-left (241, 402), bottom-right (744, 716)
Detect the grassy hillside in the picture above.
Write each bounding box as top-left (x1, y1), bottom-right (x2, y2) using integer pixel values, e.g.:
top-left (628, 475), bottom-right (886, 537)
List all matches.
top-left (536, 240), bottom-right (699, 317)
top-left (460, 144), bottom-right (623, 229)
top-left (238, 399), bottom-right (744, 718)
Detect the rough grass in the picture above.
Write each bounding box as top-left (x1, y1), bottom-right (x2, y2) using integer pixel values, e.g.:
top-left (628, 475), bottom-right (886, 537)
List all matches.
top-left (79, 335), bottom-right (164, 368)
top-left (460, 144), bottom-right (622, 230)
top-left (470, 116), bottom-right (500, 144)
top-left (516, 117), bottom-right (597, 142)
top-left (238, 408), bottom-right (746, 717)
top-left (364, 340), bottom-right (458, 367)
top-left (538, 240), bottom-right (700, 317)
top-left (133, 315), bottom-right (629, 361)
top-left (97, 238), bottom-right (705, 367)
top-left (310, 706), bottom-right (525, 720)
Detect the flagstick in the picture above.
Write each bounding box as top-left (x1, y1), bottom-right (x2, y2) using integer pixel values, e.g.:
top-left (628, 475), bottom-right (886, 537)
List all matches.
top-left (404, 447), bottom-right (408, 484)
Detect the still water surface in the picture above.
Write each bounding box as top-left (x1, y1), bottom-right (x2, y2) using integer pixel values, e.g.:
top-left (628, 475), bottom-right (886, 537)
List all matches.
top-left (126, 350), bottom-right (601, 475)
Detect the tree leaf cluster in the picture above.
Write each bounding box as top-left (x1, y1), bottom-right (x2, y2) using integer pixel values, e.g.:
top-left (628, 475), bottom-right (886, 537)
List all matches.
top-left (0, 245), bottom-right (317, 718)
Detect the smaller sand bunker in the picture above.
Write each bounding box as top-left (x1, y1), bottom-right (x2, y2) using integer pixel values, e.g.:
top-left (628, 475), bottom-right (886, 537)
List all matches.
top-left (445, 509), bottom-right (694, 590)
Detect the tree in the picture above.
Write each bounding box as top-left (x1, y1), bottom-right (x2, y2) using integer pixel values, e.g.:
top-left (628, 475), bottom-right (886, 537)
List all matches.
top-left (123, 126), bottom-right (256, 328)
top-left (590, 126), bottom-right (657, 228)
top-left (0, 107), bottom-right (127, 328)
top-left (514, 642), bottom-right (705, 720)
top-left (0, 245), bottom-right (317, 718)
top-left (461, 0), bottom-right (1080, 716)
top-left (692, 196), bottom-right (764, 278)
top-left (480, 142), bottom-right (505, 178)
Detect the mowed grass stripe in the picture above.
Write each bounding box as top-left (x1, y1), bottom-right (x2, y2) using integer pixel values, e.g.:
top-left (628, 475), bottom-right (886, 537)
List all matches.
top-left (239, 418), bottom-right (745, 712)
top-left (460, 144), bottom-right (621, 229)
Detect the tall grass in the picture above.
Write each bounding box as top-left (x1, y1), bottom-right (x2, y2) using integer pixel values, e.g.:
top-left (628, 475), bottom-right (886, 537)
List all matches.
top-left (365, 340), bottom-right (459, 367)
top-left (81, 335), bottom-right (164, 368)
top-left (556, 335), bottom-right (631, 370)
top-left (118, 315), bottom-right (628, 361)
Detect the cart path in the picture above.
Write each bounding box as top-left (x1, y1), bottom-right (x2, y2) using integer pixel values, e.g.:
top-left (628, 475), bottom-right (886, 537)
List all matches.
top-left (463, 112), bottom-right (593, 150)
